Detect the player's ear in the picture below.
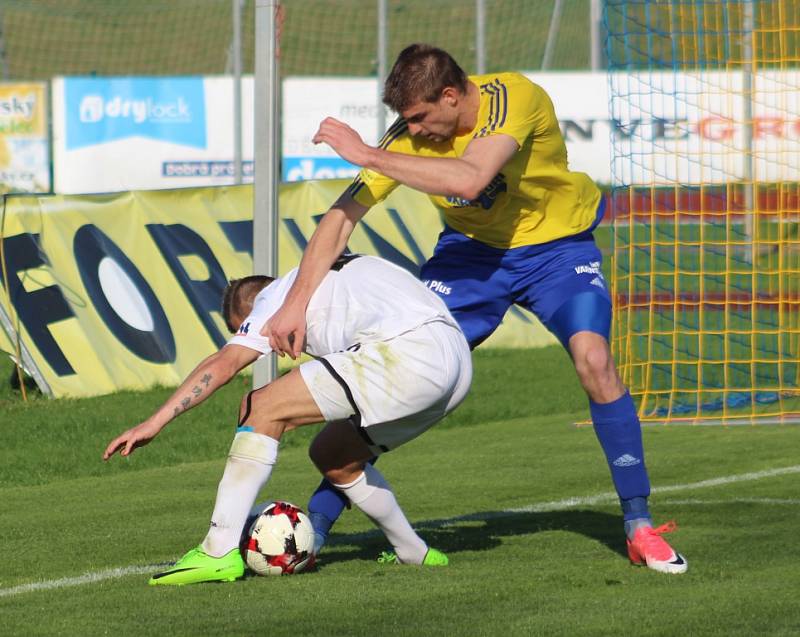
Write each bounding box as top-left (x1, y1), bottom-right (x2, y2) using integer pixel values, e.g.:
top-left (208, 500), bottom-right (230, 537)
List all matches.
top-left (441, 86), bottom-right (459, 107)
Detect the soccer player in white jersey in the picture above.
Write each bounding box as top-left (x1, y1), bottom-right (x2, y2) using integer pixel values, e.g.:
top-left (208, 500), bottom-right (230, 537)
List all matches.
top-left (103, 254), bottom-right (472, 585)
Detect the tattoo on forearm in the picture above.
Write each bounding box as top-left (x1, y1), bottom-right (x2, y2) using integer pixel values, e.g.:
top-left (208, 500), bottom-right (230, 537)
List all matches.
top-left (173, 373), bottom-right (214, 416)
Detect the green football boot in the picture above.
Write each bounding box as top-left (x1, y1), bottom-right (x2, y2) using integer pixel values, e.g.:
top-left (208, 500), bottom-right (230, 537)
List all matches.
top-left (376, 547), bottom-right (449, 566)
top-left (149, 546), bottom-right (245, 586)
top-left (422, 547), bottom-right (449, 566)
top-left (376, 550), bottom-right (400, 564)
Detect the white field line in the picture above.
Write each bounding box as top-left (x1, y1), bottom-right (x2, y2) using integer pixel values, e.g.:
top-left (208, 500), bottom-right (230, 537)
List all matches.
top-left (0, 564), bottom-right (168, 599)
top-left (658, 498), bottom-right (800, 506)
top-left (444, 464), bottom-right (800, 522)
top-left (1, 464), bottom-right (798, 598)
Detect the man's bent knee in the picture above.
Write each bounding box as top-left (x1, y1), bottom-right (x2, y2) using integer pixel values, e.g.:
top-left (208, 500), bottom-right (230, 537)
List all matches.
top-left (237, 386), bottom-right (286, 436)
top-left (569, 332), bottom-right (625, 401)
top-left (310, 440), bottom-right (366, 485)
top-left (235, 373), bottom-right (325, 440)
top-left (310, 420), bottom-right (372, 479)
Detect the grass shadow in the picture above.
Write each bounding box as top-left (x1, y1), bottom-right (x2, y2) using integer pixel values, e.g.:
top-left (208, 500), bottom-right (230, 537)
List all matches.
top-left (319, 508), bottom-right (625, 565)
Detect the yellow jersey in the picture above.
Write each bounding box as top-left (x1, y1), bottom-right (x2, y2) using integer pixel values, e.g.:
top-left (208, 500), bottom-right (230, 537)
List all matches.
top-left (348, 72), bottom-right (602, 249)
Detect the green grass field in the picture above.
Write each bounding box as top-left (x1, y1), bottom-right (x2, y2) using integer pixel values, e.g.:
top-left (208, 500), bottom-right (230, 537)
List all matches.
top-left (1, 348), bottom-right (799, 636)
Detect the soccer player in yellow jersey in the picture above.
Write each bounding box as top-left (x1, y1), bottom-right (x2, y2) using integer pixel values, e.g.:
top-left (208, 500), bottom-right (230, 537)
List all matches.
top-left (266, 44), bottom-right (687, 574)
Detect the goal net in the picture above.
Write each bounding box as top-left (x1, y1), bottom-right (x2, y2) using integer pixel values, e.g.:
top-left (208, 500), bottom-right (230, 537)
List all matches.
top-left (606, 0), bottom-right (800, 423)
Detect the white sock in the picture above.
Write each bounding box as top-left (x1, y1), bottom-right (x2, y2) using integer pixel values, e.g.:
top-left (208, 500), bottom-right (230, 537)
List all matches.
top-left (201, 431), bottom-right (278, 558)
top-left (334, 463), bottom-right (428, 565)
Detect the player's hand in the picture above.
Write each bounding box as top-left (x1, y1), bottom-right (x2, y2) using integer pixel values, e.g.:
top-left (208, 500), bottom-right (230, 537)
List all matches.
top-left (103, 419), bottom-right (162, 461)
top-left (263, 302), bottom-right (306, 360)
top-left (313, 117), bottom-right (370, 167)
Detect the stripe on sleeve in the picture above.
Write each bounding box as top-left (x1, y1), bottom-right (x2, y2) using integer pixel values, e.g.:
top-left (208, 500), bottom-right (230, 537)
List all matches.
top-left (377, 117), bottom-right (408, 149)
top-left (476, 83), bottom-right (498, 138)
top-left (346, 176), bottom-right (365, 198)
top-left (490, 83), bottom-right (503, 131)
top-left (495, 80), bottom-right (508, 128)
top-left (377, 117), bottom-right (404, 145)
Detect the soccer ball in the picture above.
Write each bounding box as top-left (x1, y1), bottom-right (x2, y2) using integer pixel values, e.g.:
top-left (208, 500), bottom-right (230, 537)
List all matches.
top-left (242, 501), bottom-right (316, 576)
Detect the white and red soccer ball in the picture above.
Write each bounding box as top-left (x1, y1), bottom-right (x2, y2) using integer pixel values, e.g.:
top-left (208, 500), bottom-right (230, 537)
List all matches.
top-left (242, 501), bottom-right (316, 576)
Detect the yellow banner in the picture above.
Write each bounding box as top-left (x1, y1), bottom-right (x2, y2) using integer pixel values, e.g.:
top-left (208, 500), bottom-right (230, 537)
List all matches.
top-left (0, 181), bottom-right (554, 397)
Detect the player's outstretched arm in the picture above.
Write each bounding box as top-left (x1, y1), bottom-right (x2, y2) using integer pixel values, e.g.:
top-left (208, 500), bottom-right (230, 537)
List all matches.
top-left (102, 345), bottom-right (258, 460)
top-left (313, 117), bottom-right (519, 201)
top-left (263, 192), bottom-right (369, 359)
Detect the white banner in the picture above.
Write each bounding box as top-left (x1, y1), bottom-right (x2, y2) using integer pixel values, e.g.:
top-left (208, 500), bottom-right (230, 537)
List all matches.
top-left (51, 72), bottom-right (800, 194)
top-left (282, 77), bottom-right (388, 183)
top-left (609, 70), bottom-right (800, 185)
top-left (282, 73), bottom-right (614, 184)
top-left (52, 76), bottom-right (255, 194)
top-left (284, 71), bottom-right (800, 187)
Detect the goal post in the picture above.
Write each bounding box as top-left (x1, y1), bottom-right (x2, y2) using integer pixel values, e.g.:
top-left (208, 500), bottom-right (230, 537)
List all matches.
top-left (605, 0), bottom-right (800, 424)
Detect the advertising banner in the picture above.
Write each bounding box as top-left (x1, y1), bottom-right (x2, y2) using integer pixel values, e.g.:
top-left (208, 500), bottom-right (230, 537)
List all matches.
top-left (0, 82), bottom-right (50, 194)
top-left (284, 71), bottom-right (800, 186)
top-left (52, 76), bottom-right (255, 194)
top-left (1, 180), bottom-right (554, 397)
top-left (282, 77), bottom-right (387, 183)
top-left (51, 72), bottom-right (798, 194)
top-left (281, 74), bottom-right (612, 183)
top-left (609, 70), bottom-right (800, 185)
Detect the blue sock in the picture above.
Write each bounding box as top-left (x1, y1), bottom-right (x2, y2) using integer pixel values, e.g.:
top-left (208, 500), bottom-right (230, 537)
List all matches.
top-left (590, 392), bottom-right (651, 525)
top-left (307, 479), bottom-right (349, 545)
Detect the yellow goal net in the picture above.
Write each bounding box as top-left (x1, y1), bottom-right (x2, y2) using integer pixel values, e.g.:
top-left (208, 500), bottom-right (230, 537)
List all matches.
top-left (606, 0), bottom-right (800, 423)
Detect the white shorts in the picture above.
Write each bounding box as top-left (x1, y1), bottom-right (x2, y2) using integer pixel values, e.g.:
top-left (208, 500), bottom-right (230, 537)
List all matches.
top-left (299, 320), bottom-right (472, 455)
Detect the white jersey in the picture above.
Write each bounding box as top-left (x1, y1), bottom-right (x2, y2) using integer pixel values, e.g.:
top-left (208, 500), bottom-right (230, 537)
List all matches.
top-left (227, 255), bottom-right (459, 356)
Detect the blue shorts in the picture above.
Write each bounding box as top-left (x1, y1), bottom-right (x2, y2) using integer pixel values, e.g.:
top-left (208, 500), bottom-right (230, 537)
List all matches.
top-left (420, 202), bottom-right (611, 350)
